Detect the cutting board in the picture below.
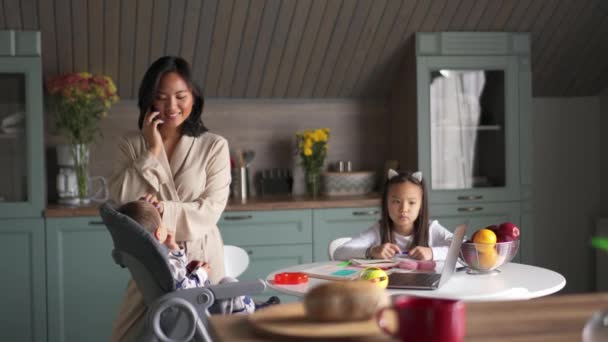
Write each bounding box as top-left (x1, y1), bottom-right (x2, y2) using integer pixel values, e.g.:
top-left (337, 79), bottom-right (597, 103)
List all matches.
top-left (248, 302), bottom-right (387, 339)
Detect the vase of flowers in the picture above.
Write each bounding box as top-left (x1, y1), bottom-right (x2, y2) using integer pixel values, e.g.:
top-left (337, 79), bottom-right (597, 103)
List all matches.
top-left (296, 128), bottom-right (330, 197)
top-left (46, 72), bottom-right (119, 204)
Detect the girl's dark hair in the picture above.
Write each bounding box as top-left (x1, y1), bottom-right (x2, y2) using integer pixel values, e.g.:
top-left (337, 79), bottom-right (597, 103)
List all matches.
top-left (379, 170), bottom-right (429, 248)
top-left (137, 56), bottom-right (207, 137)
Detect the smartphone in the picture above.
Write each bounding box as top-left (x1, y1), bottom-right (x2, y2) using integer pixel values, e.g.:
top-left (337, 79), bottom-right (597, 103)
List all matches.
top-left (150, 106), bottom-right (163, 125)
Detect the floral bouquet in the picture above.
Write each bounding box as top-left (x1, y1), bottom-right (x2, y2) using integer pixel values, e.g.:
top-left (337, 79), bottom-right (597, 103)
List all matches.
top-left (46, 72), bottom-right (119, 145)
top-left (46, 72), bottom-right (119, 202)
top-left (296, 128), bottom-right (330, 196)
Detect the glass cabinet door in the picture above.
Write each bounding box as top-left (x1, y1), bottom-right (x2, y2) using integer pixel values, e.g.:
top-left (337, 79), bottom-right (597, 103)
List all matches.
top-left (0, 73), bottom-right (28, 203)
top-left (0, 57), bottom-right (44, 217)
top-left (417, 56), bottom-right (520, 203)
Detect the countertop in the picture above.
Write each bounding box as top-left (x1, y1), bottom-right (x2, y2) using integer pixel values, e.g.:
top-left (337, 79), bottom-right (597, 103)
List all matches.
top-left (44, 193), bottom-right (382, 217)
top-left (209, 292), bottom-right (608, 341)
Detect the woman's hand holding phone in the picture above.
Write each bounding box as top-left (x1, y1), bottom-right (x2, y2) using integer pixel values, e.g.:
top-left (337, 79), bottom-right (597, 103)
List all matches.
top-left (142, 108), bottom-right (164, 157)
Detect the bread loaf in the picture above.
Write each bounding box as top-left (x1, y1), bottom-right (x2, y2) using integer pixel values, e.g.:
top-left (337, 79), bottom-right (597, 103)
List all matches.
top-left (304, 280), bottom-right (389, 322)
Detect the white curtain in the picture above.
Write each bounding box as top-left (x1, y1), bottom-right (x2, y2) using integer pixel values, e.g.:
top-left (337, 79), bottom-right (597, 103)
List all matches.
top-left (430, 71), bottom-right (485, 189)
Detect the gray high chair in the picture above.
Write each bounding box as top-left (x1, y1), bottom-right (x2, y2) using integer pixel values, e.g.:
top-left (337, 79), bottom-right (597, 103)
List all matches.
top-left (99, 201), bottom-right (266, 342)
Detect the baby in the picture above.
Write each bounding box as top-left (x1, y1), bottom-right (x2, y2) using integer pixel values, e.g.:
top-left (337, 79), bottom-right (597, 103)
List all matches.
top-left (118, 200), bottom-right (255, 314)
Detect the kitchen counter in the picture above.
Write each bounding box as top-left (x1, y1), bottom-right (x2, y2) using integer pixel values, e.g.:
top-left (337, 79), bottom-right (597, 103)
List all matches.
top-left (44, 193), bottom-right (382, 217)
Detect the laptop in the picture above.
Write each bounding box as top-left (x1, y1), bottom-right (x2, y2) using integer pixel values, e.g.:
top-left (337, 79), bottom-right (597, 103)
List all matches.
top-left (387, 225), bottom-right (466, 290)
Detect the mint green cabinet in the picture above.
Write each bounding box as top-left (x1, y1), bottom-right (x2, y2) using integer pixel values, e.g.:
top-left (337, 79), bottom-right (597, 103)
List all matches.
top-left (220, 210), bottom-right (313, 247)
top-left (46, 217), bottom-right (130, 342)
top-left (0, 31), bottom-right (44, 218)
top-left (0, 219), bottom-right (46, 342)
top-left (390, 32), bottom-right (532, 264)
top-left (219, 210), bottom-right (313, 302)
top-left (432, 202), bottom-right (522, 262)
top-left (312, 207), bottom-right (380, 261)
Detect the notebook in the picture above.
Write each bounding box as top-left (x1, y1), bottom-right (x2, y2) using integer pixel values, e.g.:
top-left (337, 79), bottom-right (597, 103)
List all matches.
top-left (302, 264), bottom-right (361, 281)
top-left (387, 225), bottom-right (466, 290)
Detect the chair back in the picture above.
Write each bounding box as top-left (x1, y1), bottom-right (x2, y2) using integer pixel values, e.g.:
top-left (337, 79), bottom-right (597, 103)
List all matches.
top-left (328, 237), bottom-right (352, 260)
top-left (99, 201), bottom-right (175, 305)
top-left (224, 245), bottom-right (249, 278)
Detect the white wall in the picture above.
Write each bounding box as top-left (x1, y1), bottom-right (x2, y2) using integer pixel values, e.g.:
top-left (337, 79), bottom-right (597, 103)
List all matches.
top-left (532, 97), bottom-right (600, 293)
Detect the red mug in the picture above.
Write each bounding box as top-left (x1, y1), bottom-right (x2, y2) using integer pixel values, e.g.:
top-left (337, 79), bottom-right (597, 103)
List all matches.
top-left (376, 296), bottom-right (466, 342)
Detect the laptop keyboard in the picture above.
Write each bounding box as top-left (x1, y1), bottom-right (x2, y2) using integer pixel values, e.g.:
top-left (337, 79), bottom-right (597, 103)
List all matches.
top-left (388, 272), bottom-right (441, 287)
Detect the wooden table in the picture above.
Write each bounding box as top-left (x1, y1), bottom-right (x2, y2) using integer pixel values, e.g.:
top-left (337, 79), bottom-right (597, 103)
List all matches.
top-left (209, 292), bottom-right (608, 341)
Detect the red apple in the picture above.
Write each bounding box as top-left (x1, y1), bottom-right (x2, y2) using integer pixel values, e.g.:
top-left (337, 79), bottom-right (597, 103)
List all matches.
top-left (498, 222), bottom-right (520, 241)
top-left (497, 233), bottom-right (515, 243)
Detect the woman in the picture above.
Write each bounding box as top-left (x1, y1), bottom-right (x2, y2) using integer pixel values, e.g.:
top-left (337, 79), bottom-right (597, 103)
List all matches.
top-left (109, 56), bottom-right (231, 342)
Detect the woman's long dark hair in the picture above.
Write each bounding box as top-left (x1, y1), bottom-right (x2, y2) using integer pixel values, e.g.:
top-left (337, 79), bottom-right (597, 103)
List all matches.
top-left (137, 56), bottom-right (207, 137)
top-left (379, 170), bottom-right (429, 248)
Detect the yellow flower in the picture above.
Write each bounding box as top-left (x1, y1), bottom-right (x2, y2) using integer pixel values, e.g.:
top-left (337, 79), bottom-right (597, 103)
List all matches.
top-left (304, 147), bottom-right (313, 156)
top-left (79, 72), bottom-right (92, 78)
top-left (304, 138), bottom-right (313, 150)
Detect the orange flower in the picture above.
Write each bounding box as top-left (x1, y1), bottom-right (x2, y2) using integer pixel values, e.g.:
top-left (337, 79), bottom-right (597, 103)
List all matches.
top-left (47, 72), bottom-right (120, 145)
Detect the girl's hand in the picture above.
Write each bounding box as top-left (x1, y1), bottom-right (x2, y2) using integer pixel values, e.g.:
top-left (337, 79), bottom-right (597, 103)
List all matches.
top-left (165, 233), bottom-right (180, 251)
top-left (408, 246), bottom-right (433, 260)
top-left (140, 193), bottom-right (164, 215)
top-left (142, 109), bottom-right (164, 157)
top-left (371, 243), bottom-right (401, 259)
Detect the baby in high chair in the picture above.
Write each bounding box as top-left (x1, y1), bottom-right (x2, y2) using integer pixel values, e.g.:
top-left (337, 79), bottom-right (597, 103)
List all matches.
top-left (118, 200), bottom-right (263, 314)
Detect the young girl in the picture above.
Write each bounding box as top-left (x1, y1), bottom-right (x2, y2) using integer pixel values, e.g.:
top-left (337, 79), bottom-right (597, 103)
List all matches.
top-left (333, 169), bottom-right (453, 261)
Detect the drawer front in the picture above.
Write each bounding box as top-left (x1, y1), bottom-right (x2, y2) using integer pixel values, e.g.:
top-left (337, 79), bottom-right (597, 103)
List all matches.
top-left (313, 207), bottom-right (381, 261)
top-left (219, 210), bottom-right (312, 246)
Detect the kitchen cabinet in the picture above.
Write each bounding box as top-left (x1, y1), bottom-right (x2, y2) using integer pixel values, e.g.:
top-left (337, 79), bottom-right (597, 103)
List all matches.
top-left (219, 209), bottom-right (313, 303)
top-left (390, 32), bottom-right (532, 263)
top-left (0, 31), bottom-right (44, 218)
top-left (312, 207), bottom-right (381, 261)
top-left (46, 217), bottom-right (129, 342)
top-left (0, 219), bottom-right (46, 342)
top-left (432, 202), bottom-right (522, 262)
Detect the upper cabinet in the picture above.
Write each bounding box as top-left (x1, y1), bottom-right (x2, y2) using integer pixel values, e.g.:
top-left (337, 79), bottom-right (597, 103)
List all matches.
top-left (0, 31), bottom-right (44, 218)
top-left (390, 32), bottom-right (532, 205)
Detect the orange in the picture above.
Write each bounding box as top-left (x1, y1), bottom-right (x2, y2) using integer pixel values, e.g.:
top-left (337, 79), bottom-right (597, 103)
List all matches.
top-left (478, 249), bottom-right (498, 270)
top-left (473, 228), bottom-right (497, 253)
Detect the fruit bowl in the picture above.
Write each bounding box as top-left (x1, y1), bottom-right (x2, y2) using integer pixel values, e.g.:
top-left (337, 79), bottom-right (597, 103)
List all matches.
top-left (459, 240), bottom-right (519, 274)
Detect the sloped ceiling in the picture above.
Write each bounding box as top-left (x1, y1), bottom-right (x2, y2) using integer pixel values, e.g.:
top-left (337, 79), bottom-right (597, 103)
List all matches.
top-left (2, 0), bottom-right (608, 98)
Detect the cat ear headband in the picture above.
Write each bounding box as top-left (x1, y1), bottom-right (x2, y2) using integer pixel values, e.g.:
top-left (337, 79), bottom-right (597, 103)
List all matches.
top-left (387, 169), bottom-right (423, 182)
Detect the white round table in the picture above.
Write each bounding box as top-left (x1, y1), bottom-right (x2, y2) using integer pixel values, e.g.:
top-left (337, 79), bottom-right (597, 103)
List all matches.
top-left (266, 262), bottom-right (566, 302)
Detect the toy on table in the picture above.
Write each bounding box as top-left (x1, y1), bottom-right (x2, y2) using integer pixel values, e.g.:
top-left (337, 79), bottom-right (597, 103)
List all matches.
top-left (359, 267), bottom-right (389, 289)
top-left (274, 272), bottom-right (309, 284)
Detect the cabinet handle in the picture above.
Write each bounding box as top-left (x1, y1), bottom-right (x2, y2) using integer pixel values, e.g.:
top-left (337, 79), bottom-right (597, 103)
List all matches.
top-left (223, 215), bottom-right (253, 221)
top-left (88, 221), bottom-right (105, 225)
top-left (457, 195), bottom-right (483, 200)
top-left (352, 210), bottom-right (379, 216)
top-left (457, 207), bottom-right (484, 212)
top-left (246, 249), bottom-right (253, 255)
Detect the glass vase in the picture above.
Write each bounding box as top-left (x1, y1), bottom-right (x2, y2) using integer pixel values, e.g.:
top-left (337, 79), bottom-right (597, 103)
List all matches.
top-left (71, 144), bottom-right (90, 205)
top-left (306, 170), bottom-right (321, 198)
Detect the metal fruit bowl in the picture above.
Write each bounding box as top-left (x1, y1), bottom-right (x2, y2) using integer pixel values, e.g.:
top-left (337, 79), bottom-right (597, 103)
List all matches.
top-left (459, 240), bottom-right (519, 274)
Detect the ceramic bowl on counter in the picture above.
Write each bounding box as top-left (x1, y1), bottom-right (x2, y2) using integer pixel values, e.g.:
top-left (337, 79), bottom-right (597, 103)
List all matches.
top-left (321, 171), bottom-right (376, 196)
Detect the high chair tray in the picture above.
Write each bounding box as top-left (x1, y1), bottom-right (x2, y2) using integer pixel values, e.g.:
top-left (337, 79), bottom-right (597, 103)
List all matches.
top-left (248, 302), bottom-right (384, 338)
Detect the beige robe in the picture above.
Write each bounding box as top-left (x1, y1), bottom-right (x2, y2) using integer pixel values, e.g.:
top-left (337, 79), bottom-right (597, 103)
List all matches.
top-left (108, 131), bottom-right (231, 342)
